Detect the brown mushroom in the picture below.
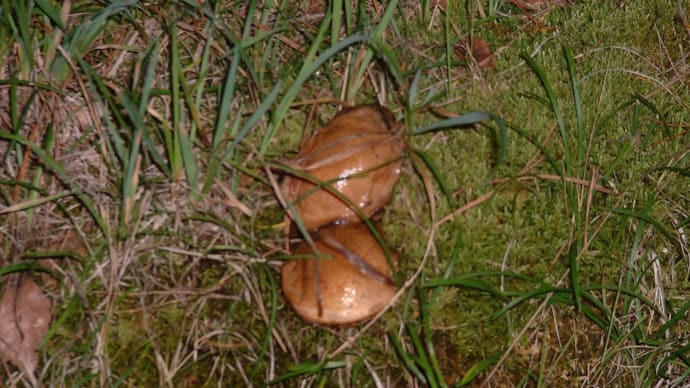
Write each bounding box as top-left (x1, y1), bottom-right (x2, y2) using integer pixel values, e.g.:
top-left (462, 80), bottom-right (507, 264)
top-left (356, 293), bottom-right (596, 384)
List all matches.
top-left (281, 105), bottom-right (405, 230)
top-left (281, 223), bottom-right (397, 325)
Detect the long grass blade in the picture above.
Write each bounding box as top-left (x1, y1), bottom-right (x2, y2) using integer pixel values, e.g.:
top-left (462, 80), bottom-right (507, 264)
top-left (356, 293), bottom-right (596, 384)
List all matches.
top-left (261, 33), bottom-right (370, 154)
top-left (521, 52), bottom-right (571, 172)
top-left (563, 46), bottom-right (584, 161)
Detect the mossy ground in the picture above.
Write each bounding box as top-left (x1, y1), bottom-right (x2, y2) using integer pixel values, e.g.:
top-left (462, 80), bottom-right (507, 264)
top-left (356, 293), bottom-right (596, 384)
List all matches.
top-left (1, 0), bottom-right (688, 386)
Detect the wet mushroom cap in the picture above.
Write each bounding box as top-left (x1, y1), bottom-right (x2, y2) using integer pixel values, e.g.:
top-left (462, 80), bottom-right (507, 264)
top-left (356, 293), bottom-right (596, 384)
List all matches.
top-left (281, 105), bottom-right (405, 230)
top-left (281, 223), bottom-right (398, 326)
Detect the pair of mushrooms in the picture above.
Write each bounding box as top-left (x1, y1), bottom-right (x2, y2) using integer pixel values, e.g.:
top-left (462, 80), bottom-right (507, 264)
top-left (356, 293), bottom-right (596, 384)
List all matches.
top-left (280, 105), bottom-right (405, 325)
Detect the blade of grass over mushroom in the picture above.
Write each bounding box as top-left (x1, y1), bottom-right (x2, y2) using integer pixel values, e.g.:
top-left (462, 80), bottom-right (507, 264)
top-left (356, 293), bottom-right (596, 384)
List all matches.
top-left (271, 161), bottom-right (398, 279)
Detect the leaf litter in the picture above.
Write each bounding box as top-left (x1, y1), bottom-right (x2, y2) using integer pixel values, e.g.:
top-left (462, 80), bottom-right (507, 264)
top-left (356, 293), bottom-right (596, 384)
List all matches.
top-left (0, 275), bottom-right (51, 381)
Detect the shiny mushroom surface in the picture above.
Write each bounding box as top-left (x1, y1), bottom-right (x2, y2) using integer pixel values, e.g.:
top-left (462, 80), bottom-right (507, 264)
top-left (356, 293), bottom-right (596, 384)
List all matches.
top-left (281, 104), bottom-right (405, 230)
top-left (281, 223), bottom-right (397, 326)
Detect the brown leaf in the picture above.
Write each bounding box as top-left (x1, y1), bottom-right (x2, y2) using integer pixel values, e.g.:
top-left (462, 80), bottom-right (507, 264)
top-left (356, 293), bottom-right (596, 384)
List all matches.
top-left (512, 0), bottom-right (550, 12)
top-left (0, 276), bottom-right (52, 378)
top-left (454, 37), bottom-right (496, 69)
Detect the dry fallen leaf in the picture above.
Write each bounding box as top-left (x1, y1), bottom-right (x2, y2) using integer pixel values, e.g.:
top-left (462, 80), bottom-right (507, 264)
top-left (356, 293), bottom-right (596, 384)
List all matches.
top-left (455, 36), bottom-right (496, 69)
top-left (0, 276), bottom-right (52, 379)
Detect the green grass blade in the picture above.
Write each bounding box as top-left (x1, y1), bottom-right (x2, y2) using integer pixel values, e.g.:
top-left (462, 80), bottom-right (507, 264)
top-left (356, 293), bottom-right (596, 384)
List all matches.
top-left (0, 261), bottom-right (50, 277)
top-left (412, 111), bottom-right (491, 135)
top-left (138, 38), bottom-right (160, 117)
top-left (419, 290), bottom-right (447, 387)
top-left (13, 1), bottom-right (35, 72)
top-left (227, 79), bottom-right (282, 155)
top-left (568, 239), bottom-right (583, 312)
top-left (505, 121), bottom-right (562, 176)
top-left (492, 286), bottom-right (562, 318)
top-left (271, 160), bottom-right (398, 278)
top-left (369, 36), bottom-right (404, 85)
top-left (213, 45), bottom-right (240, 148)
top-left (259, 9), bottom-right (334, 153)
top-left (407, 69), bottom-right (422, 111)
top-left (169, 22), bottom-right (183, 181)
top-left (652, 300), bottom-right (690, 339)
top-left (389, 330), bottom-right (428, 383)
top-left (249, 264), bottom-right (279, 380)
top-left (563, 46), bottom-right (584, 161)
top-left (406, 322), bottom-right (439, 387)
top-left (521, 52), bottom-right (571, 173)
top-left (607, 207), bottom-right (679, 252)
top-left (347, 0), bottom-right (400, 101)
top-left (261, 32), bottom-right (370, 154)
top-left (34, 0), bottom-right (65, 30)
top-left (411, 148), bottom-right (453, 203)
top-left (0, 191), bottom-right (73, 214)
top-left (331, 0), bottom-right (342, 42)
top-left (117, 93), bottom-right (143, 238)
top-left (458, 354), bottom-right (500, 386)
top-left (422, 277), bottom-right (504, 298)
top-left (268, 360), bottom-right (346, 384)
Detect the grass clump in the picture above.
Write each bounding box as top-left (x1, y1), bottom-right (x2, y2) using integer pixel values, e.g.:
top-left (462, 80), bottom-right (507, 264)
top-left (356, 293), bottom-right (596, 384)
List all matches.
top-left (1, 0), bottom-right (689, 386)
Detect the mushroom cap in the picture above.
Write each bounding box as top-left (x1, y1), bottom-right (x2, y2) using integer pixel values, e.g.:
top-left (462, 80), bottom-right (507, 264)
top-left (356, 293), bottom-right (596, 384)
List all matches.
top-left (281, 105), bottom-right (405, 230)
top-left (281, 223), bottom-right (398, 326)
